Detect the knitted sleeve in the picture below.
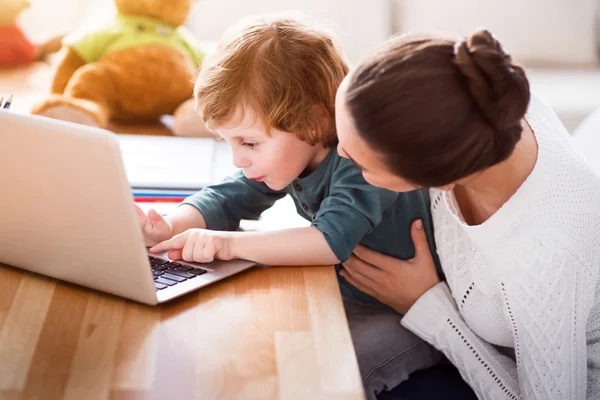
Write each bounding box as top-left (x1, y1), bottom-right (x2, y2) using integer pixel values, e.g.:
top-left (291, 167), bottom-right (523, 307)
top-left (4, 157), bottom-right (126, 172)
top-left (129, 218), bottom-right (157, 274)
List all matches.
top-left (401, 243), bottom-right (597, 399)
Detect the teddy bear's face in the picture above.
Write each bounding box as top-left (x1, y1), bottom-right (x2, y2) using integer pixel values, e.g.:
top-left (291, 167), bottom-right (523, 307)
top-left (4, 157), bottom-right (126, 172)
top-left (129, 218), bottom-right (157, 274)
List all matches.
top-left (114, 0), bottom-right (191, 27)
top-left (0, 0), bottom-right (30, 25)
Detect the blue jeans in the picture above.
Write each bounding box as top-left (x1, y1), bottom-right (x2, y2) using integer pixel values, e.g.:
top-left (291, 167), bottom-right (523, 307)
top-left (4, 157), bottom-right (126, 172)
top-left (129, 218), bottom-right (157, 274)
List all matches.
top-left (377, 364), bottom-right (478, 400)
top-left (342, 292), bottom-right (443, 400)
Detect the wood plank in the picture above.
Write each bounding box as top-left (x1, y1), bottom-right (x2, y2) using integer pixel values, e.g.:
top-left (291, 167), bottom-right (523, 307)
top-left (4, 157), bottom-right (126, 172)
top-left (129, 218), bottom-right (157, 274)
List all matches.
top-left (234, 266), bottom-right (272, 295)
top-left (193, 275), bottom-right (278, 399)
top-left (0, 274), bottom-right (56, 390)
top-left (0, 267), bottom-right (24, 328)
top-left (275, 331), bottom-right (319, 399)
top-left (109, 389), bottom-right (149, 400)
top-left (304, 267), bottom-right (365, 399)
top-left (150, 291), bottom-right (205, 400)
top-left (111, 303), bottom-right (160, 390)
top-left (267, 267), bottom-right (311, 331)
top-left (20, 284), bottom-right (89, 400)
top-left (63, 294), bottom-right (125, 400)
top-left (0, 390), bottom-right (21, 400)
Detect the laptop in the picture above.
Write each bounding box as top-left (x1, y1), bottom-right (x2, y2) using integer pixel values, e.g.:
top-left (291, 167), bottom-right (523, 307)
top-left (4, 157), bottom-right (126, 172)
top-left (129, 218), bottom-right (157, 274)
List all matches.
top-left (0, 111), bottom-right (257, 305)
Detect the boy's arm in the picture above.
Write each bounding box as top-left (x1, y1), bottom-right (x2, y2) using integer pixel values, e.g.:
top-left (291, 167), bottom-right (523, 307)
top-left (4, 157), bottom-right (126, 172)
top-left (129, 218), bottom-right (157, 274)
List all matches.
top-left (166, 204), bottom-right (208, 235)
top-left (231, 158), bottom-right (399, 266)
top-left (229, 227), bottom-right (339, 266)
top-left (178, 170), bottom-right (287, 232)
top-left (311, 158), bottom-right (399, 262)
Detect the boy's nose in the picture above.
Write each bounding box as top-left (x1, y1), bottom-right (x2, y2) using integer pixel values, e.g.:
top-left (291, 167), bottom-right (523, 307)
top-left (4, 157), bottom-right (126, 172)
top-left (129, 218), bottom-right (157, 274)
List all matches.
top-left (232, 153), bottom-right (250, 169)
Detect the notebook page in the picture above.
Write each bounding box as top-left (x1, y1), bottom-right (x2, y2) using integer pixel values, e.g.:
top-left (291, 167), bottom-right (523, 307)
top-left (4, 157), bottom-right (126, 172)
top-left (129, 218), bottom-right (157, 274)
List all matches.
top-left (118, 134), bottom-right (216, 190)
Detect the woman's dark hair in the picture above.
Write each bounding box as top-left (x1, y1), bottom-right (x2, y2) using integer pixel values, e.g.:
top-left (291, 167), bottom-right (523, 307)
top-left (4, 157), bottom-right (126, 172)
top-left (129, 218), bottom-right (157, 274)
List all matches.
top-left (345, 29), bottom-right (531, 187)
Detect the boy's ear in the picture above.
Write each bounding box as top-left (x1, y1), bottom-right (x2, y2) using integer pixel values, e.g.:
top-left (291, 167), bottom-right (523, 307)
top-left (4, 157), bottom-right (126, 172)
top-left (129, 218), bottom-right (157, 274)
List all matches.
top-left (311, 104), bottom-right (330, 136)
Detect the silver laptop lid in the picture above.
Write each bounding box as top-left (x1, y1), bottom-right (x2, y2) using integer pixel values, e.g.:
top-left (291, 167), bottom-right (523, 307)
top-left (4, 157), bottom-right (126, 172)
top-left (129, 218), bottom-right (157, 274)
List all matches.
top-left (0, 112), bottom-right (157, 305)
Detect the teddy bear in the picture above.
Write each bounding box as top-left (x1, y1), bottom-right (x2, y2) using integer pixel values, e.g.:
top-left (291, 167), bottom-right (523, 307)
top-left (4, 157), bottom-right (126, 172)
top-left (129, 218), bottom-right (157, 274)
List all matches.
top-left (0, 0), bottom-right (63, 66)
top-left (31, 0), bottom-right (211, 137)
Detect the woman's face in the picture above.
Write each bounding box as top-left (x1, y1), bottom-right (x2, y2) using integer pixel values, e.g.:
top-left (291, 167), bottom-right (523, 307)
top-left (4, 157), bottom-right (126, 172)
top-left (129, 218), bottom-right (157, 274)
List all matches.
top-left (335, 77), bottom-right (421, 193)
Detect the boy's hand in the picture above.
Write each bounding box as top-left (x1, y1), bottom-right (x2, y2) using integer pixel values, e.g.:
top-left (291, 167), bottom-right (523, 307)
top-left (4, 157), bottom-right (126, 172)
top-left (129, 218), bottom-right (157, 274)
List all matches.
top-left (149, 229), bottom-right (234, 263)
top-left (134, 204), bottom-right (173, 247)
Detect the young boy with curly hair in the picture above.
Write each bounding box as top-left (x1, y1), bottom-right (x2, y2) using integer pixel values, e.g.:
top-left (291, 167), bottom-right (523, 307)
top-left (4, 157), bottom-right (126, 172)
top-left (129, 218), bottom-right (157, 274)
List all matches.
top-left (139, 15), bottom-right (442, 398)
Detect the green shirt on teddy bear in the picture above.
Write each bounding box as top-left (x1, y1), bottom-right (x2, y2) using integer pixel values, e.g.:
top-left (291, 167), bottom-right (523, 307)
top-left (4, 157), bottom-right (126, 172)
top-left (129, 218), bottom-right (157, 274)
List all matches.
top-left (64, 13), bottom-right (204, 65)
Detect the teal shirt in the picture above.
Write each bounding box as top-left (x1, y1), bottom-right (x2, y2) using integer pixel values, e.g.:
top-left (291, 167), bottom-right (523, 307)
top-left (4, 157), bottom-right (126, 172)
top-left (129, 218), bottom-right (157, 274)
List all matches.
top-left (182, 149), bottom-right (441, 270)
top-left (182, 149), bottom-right (441, 272)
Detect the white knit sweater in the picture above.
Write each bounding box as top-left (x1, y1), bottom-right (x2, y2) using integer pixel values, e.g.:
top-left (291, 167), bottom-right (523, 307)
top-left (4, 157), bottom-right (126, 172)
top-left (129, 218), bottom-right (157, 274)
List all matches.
top-left (401, 95), bottom-right (600, 400)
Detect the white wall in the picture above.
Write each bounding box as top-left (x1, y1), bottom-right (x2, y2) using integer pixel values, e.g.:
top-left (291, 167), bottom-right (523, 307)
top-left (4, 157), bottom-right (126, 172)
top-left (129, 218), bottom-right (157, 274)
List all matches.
top-left (392, 0), bottom-right (598, 67)
top-left (19, 0), bottom-right (391, 64)
top-left (19, 0), bottom-right (600, 68)
top-left (20, 0), bottom-right (115, 41)
top-left (187, 0), bottom-right (391, 64)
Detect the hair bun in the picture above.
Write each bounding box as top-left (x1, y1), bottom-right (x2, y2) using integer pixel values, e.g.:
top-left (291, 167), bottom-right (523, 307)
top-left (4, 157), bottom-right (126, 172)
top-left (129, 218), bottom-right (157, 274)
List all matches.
top-left (454, 28), bottom-right (530, 134)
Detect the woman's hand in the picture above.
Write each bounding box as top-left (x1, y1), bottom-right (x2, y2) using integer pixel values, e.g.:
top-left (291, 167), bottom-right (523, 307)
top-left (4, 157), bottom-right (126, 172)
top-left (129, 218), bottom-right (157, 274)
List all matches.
top-left (341, 219), bottom-right (440, 314)
top-left (149, 228), bottom-right (234, 263)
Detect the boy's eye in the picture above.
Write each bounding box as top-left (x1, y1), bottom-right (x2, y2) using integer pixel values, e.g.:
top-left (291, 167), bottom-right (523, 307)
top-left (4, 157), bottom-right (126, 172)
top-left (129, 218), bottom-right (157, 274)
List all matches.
top-left (242, 142), bottom-right (257, 149)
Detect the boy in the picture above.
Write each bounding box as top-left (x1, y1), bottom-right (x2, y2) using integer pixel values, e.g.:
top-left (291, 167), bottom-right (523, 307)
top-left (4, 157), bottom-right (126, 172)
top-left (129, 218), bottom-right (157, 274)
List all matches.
top-left (138, 15), bottom-right (441, 399)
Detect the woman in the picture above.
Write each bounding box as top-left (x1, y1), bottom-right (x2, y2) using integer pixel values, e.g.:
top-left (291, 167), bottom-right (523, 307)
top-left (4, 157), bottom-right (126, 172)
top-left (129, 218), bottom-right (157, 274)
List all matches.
top-left (335, 29), bottom-right (600, 399)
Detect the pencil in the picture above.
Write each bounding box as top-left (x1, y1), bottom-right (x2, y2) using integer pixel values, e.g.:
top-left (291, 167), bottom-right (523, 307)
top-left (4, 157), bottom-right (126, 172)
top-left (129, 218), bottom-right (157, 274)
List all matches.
top-left (3, 95), bottom-right (13, 109)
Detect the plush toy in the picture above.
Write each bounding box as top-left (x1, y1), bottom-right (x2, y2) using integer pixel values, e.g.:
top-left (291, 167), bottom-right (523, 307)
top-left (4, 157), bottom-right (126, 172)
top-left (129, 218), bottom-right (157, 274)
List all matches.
top-left (31, 0), bottom-right (211, 137)
top-left (0, 0), bottom-right (63, 66)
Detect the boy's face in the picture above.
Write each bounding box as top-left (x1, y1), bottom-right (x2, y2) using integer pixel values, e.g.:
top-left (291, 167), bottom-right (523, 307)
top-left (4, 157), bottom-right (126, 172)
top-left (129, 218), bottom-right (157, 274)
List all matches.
top-left (216, 108), bottom-right (323, 191)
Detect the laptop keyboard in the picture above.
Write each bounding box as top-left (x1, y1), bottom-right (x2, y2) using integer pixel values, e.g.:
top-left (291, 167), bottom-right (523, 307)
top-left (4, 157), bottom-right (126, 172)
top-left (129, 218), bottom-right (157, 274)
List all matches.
top-left (149, 255), bottom-right (207, 291)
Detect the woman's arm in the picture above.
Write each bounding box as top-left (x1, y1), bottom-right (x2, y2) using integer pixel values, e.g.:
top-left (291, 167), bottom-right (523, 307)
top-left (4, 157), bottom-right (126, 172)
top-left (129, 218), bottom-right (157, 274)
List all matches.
top-left (342, 226), bottom-right (594, 400)
top-left (403, 244), bottom-right (592, 400)
top-left (402, 282), bottom-right (522, 399)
